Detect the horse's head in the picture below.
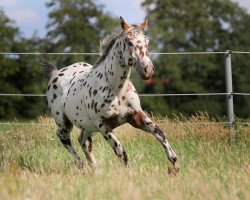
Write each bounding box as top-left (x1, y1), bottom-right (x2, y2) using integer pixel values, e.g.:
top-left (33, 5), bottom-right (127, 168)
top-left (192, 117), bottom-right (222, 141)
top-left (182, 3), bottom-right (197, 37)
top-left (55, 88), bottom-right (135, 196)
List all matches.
top-left (120, 17), bottom-right (155, 80)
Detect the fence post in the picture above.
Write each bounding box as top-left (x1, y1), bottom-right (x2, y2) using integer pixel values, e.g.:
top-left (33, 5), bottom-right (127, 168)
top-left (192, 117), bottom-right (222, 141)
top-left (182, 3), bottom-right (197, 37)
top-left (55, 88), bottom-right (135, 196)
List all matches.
top-left (224, 50), bottom-right (235, 138)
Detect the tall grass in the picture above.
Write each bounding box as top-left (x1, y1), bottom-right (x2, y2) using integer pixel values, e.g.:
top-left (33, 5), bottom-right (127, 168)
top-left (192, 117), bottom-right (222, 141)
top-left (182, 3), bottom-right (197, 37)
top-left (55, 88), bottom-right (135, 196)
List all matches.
top-left (0, 114), bottom-right (249, 200)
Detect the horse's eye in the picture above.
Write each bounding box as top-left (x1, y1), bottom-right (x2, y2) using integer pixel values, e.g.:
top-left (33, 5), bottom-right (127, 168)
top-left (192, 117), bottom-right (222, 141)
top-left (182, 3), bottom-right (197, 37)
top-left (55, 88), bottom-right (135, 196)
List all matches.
top-left (128, 41), bottom-right (133, 46)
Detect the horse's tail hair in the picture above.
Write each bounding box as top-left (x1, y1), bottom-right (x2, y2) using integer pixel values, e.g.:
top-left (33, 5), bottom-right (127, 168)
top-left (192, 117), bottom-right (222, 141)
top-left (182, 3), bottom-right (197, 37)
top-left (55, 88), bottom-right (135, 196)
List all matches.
top-left (42, 54), bottom-right (57, 80)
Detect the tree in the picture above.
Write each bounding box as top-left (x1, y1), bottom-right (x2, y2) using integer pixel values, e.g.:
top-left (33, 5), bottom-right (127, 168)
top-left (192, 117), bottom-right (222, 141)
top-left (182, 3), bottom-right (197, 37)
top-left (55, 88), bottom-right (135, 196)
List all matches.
top-left (0, 0), bottom-right (118, 119)
top-left (0, 9), bottom-right (47, 119)
top-left (140, 0), bottom-right (250, 117)
top-left (45, 0), bottom-right (116, 66)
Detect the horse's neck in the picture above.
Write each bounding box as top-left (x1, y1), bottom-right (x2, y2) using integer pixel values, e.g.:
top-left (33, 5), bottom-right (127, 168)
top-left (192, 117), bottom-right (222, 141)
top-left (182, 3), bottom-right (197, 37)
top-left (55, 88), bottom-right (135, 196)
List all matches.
top-left (102, 40), bottom-right (131, 91)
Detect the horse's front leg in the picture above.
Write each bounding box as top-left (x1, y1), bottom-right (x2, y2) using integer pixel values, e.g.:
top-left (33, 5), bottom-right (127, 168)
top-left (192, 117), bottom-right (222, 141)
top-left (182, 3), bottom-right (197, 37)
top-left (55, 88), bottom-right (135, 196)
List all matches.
top-left (128, 110), bottom-right (177, 165)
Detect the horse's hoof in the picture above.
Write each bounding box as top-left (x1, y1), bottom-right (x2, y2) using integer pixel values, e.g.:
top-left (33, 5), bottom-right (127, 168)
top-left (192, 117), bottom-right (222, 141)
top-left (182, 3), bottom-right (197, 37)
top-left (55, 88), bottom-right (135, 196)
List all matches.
top-left (171, 156), bottom-right (177, 164)
top-left (75, 160), bottom-right (84, 170)
top-left (168, 164), bottom-right (180, 176)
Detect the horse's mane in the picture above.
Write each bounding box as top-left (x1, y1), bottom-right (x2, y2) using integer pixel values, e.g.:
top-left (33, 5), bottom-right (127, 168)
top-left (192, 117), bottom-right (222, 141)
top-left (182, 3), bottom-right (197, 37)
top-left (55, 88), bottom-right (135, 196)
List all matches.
top-left (94, 26), bottom-right (143, 67)
top-left (94, 29), bottom-right (123, 67)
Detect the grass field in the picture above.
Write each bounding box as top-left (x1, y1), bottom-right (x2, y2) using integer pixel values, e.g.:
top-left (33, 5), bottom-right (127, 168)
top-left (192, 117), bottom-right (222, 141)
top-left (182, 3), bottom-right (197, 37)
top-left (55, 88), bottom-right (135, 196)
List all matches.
top-left (0, 114), bottom-right (250, 200)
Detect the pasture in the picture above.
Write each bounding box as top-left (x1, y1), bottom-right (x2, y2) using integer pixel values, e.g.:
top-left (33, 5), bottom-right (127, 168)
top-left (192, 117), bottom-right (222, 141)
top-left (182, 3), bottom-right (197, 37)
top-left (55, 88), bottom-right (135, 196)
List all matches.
top-left (0, 114), bottom-right (249, 200)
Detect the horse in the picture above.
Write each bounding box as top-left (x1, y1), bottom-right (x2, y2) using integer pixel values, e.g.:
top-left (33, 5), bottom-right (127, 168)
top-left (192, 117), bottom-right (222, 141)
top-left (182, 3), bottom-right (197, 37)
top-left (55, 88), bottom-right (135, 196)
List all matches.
top-left (43, 17), bottom-right (177, 172)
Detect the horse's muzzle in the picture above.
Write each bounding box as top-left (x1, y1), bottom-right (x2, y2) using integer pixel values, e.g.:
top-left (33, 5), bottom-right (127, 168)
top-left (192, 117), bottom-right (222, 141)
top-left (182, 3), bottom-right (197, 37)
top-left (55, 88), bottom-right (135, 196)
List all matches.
top-left (139, 63), bottom-right (155, 80)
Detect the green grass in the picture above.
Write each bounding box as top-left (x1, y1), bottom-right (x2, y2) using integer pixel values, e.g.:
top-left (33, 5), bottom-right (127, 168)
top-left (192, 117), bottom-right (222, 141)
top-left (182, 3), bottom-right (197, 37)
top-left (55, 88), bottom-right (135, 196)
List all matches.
top-left (0, 115), bottom-right (249, 200)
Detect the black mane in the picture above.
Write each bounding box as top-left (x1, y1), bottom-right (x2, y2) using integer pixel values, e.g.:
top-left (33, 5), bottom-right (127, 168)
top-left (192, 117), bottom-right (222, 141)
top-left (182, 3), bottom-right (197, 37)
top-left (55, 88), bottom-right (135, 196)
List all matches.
top-left (94, 26), bottom-right (144, 67)
top-left (94, 30), bottom-right (123, 67)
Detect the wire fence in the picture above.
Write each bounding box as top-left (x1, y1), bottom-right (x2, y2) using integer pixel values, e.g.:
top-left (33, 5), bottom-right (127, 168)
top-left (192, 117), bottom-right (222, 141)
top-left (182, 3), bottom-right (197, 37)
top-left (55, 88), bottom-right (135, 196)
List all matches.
top-left (1, 92), bottom-right (249, 97)
top-left (1, 50), bottom-right (250, 130)
top-left (0, 50), bottom-right (249, 55)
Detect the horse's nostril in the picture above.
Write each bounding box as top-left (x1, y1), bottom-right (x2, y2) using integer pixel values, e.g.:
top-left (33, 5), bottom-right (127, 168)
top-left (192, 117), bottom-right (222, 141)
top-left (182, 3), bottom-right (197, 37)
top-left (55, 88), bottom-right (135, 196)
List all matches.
top-left (144, 67), bottom-right (148, 73)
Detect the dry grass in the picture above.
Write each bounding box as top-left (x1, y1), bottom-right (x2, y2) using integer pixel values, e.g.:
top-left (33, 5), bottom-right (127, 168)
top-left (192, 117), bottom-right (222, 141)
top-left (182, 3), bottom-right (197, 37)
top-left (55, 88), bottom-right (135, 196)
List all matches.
top-left (0, 114), bottom-right (249, 200)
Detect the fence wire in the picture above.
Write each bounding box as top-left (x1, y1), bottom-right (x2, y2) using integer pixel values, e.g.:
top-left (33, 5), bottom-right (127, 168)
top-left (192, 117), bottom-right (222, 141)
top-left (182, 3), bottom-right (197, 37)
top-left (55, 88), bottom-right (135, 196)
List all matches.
top-left (1, 50), bottom-right (250, 127)
top-left (1, 121), bottom-right (250, 126)
top-left (1, 92), bottom-right (250, 97)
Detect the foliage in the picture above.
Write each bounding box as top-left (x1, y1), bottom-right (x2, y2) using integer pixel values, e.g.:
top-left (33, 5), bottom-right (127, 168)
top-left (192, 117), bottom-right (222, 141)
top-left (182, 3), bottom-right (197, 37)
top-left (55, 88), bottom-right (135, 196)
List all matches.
top-left (0, 0), bottom-right (116, 119)
top-left (0, 9), bottom-right (47, 119)
top-left (138, 0), bottom-right (250, 117)
top-left (45, 0), bottom-right (116, 66)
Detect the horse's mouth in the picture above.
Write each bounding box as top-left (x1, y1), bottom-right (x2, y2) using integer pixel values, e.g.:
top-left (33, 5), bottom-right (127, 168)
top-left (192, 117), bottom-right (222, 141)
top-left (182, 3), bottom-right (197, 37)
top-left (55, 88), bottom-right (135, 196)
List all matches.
top-left (140, 73), bottom-right (153, 80)
top-left (137, 66), bottom-right (154, 80)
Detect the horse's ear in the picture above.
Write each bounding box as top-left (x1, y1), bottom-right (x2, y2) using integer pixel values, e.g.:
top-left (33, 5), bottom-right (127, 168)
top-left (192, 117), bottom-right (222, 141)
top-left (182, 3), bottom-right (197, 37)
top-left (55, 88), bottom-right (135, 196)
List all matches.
top-left (120, 16), bottom-right (129, 30)
top-left (140, 19), bottom-right (148, 30)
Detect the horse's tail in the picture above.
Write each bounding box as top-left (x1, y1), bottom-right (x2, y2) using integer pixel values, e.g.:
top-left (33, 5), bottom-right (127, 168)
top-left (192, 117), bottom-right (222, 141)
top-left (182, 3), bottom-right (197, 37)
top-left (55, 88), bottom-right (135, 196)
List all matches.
top-left (42, 54), bottom-right (57, 80)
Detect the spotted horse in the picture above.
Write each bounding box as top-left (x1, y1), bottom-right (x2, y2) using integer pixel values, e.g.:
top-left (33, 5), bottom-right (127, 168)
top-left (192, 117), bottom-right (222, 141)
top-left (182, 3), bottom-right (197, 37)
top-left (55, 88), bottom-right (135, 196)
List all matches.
top-left (43, 17), bottom-right (177, 172)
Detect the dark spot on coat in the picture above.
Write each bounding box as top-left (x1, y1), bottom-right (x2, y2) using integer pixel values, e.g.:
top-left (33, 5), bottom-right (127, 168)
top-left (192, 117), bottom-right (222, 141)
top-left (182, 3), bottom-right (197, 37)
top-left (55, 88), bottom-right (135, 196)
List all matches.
top-left (58, 73), bottom-right (64, 76)
top-left (53, 84), bottom-right (57, 89)
top-left (128, 58), bottom-right (133, 66)
top-left (60, 138), bottom-right (71, 146)
top-left (70, 76), bottom-right (75, 84)
top-left (61, 68), bottom-right (68, 72)
top-left (102, 115), bottom-right (119, 131)
top-left (118, 84), bottom-right (123, 88)
top-left (114, 141), bottom-right (118, 148)
top-left (53, 93), bottom-right (57, 99)
top-left (70, 82), bottom-right (75, 88)
top-left (89, 87), bottom-right (92, 97)
top-left (154, 125), bottom-right (166, 140)
top-left (102, 87), bottom-right (106, 92)
top-left (104, 135), bottom-right (108, 140)
top-left (99, 123), bottom-right (103, 128)
top-left (63, 113), bottom-right (72, 130)
top-left (52, 77), bottom-right (58, 83)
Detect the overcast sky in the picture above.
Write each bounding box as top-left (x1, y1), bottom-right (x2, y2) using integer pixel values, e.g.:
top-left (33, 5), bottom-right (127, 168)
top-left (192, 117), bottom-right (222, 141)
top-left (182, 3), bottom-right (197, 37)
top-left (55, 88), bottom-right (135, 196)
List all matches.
top-left (0, 0), bottom-right (249, 38)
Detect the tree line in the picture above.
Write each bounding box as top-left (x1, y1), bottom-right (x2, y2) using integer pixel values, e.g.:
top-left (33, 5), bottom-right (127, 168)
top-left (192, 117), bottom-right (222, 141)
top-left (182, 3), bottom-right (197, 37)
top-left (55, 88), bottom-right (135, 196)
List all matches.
top-left (1, 0), bottom-right (250, 119)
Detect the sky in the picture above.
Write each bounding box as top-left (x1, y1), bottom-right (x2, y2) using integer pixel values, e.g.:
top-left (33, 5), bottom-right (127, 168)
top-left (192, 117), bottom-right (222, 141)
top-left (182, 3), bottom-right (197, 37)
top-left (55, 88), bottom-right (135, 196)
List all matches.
top-left (0, 0), bottom-right (250, 38)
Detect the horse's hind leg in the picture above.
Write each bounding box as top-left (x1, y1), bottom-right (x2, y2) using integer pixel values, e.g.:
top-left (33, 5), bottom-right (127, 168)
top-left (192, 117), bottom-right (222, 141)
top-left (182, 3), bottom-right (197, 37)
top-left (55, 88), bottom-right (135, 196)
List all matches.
top-left (56, 113), bottom-right (84, 169)
top-left (78, 130), bottom-right (97, 170)
top-left (98, 126), bottom-right (129, 168)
